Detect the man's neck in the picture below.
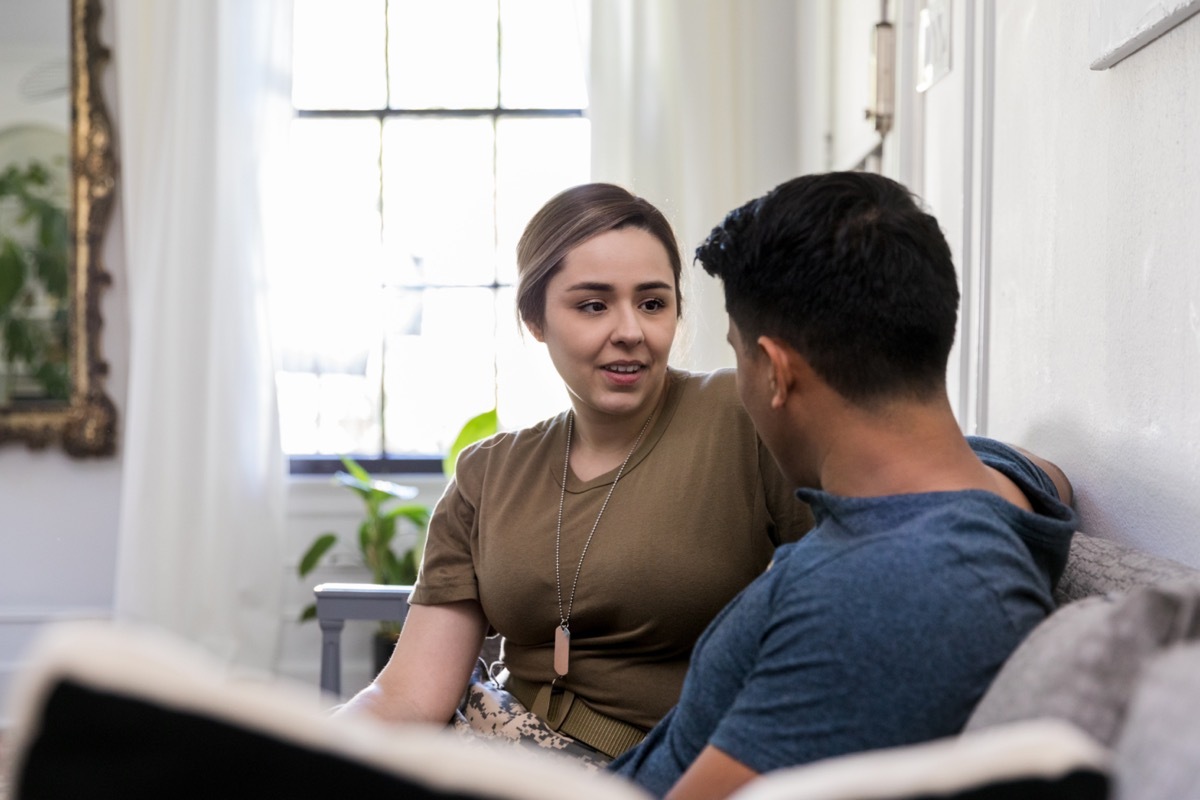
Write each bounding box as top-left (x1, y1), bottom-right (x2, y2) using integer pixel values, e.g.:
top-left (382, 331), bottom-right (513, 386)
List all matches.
top-left (812, 401), bottom-right (1031, 509)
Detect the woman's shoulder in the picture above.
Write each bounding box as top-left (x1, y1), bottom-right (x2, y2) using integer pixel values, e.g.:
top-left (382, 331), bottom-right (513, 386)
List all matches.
top-left (453, 411), bottom-right (568, 480)
top-left (668, 367), bottom-right (743, 412)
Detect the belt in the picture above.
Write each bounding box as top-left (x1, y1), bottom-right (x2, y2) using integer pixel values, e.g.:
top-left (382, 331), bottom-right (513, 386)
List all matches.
top-left (501, 671), bottom-right (647, 760)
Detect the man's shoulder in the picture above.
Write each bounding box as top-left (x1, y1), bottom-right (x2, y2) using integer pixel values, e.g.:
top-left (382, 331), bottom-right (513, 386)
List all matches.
top-left (966, 436), bottom-right (1042, 484)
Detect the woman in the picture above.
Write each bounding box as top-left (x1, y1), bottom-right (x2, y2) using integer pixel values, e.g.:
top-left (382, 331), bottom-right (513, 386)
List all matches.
top-left (336, 183), bottom-right (811, 764)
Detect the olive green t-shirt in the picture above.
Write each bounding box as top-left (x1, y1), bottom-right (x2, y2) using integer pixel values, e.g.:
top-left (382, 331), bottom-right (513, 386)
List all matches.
top-left (412, 368), bottom-right (812, 730)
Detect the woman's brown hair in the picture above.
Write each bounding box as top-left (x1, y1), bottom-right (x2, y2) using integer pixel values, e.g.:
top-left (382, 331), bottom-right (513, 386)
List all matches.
top-left (515, 183), bottom-right (683, 331)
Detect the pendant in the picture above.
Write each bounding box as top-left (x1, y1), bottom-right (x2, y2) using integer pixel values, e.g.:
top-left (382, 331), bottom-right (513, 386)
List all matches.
top-left (554, 625), bottom-right (570, 677)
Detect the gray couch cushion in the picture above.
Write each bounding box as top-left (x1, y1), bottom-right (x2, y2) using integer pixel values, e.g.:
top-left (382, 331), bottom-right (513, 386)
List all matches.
top-left (966, 580), bottom-right (1200, 746)
top-left (1055, 532), bottom-right (1199, 604)
top-left (1112, 642), bottom-right (1200, 800)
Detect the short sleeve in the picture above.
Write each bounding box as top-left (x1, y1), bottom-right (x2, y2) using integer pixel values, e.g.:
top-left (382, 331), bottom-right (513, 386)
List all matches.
top-left (968, 437), bottom-right (1059, 501)
top-left (410, 471), bottom-right (483, 606)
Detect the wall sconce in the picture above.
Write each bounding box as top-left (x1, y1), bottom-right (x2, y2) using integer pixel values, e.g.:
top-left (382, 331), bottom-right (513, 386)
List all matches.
top-left (866, 17), bottom-right (896, 137)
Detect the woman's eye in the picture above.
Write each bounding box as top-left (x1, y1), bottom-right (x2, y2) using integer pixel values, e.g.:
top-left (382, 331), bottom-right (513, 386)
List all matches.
top-left (579, 301), bottom-right (606, 313)
top-left (642, 298), bottom-right (667, 312)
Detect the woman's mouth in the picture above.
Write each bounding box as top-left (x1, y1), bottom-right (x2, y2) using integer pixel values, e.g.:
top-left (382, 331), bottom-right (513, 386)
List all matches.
top-left (602, 363), bottom-right (644, 385)
top-left (604, 364), bottom-right (642, 374)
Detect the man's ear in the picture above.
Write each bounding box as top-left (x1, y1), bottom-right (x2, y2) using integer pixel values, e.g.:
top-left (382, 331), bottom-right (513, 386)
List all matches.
top-left (756, 336), bottom-right (795, 410)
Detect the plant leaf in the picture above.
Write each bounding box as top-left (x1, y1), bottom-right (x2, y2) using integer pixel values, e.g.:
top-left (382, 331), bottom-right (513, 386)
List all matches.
top-left (384, 502), bottom-right (431, 529)
top-left (333, 470), bottom-right (418, 503)
top-left (375, 514), bottom-right (397, 550)
top-left (33, 360), bottom-right (71, 400)
top-left (333, 470), bottom-right (373, 501)
top-left (298, 602), bottom-right (317, 623)
top-left (3, 317), bottom-right (35, 361)
top-left (340, 455), bottom-right (371, 482)
top-left (443, 407), bottom-right (499, 477)
top-left (297, 532), bottom-right (338, 577)
top-left (405, 548), bottom-right (422, 583)
top-left (378, 548), bottom-right (404, 584)
top-left (0, 241), bottom-right (26, 312)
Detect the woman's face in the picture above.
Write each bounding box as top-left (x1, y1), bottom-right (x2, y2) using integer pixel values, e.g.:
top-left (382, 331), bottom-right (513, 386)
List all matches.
top-left (528, 226), bottom-right (678, 424)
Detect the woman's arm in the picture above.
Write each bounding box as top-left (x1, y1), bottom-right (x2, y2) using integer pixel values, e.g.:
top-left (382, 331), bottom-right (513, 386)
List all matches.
top-left (334, 599), bottom-right (488, 725)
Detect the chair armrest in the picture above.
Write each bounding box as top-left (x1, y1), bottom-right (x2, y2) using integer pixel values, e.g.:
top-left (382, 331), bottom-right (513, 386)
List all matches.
top-left (314, 582), bottom-right (414, 623)
top-left (313, 583), bottom-right (414, 698)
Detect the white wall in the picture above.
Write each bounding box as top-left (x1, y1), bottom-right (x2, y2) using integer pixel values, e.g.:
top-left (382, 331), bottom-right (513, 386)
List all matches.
top-left (984, 2), bottom-right (1200, 566)
top-left (872, 0), bottom-right (1200, 568)
top-left (800, 0), bottom-right (1200, 570)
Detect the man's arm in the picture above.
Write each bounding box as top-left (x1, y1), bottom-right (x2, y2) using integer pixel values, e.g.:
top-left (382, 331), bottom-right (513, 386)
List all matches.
top-left (1012, 445), bottom-right (1073, 507)
top-left (664, 746), bottom-right (759, 800)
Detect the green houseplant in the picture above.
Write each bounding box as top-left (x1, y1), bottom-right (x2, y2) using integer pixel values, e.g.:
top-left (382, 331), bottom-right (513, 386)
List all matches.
top-left (296, 408), bottom-right (500, 639)
top-left (0, 159), bottom-right (71, 403)
top-left (296, 455), bottom-right (431, 630)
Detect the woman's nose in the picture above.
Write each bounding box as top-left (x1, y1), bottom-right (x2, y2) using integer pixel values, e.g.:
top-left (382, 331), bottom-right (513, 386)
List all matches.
top-left (611, 305), bottom-right (645, 345)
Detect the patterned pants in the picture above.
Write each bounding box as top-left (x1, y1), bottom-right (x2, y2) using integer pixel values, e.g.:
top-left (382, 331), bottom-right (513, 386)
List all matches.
top-left (450, 662), bottom-right (612, 771)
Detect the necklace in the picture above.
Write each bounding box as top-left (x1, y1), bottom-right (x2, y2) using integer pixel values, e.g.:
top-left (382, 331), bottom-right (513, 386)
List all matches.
top-left (553, 409), bottom-right (655, 678)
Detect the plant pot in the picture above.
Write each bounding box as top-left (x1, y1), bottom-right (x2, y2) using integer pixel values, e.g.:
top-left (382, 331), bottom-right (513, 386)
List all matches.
top-left (373, 630), bottom-right (399, 675)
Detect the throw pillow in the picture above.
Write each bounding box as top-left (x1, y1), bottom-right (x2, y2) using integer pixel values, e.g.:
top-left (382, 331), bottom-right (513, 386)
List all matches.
top-left (1112, 641), bottom-right (1200, 800)
top-left (727, 718), bottom-right (1110, 800)
top-left (4, 621), bottom-right (649, 800)
top-left (965, 580), bottom-right (1200, 746)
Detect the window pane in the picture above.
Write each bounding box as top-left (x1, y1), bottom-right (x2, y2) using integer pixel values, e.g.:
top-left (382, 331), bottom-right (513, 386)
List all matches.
top-left (283, 118), bottom-right (382, 266)
top-left (292, 0), bottom-right (386, 109)
top-left (280, 0), bottom-right (590, 462)
top-left (381, 118), bottom-right (496, 287)
top-left (388, 0), bottom-right (499, 109)
top-left (275, 118), bottom-right (383, 372)
top-left (273, 118), bottom-right (385, 456)
top-left (495, 117), bottom-right (591, 284)
top-left (382, 287), bottom-right (498, 454)
top-left (280, 371), bottom-right (382, 455)
top-left (500, 0), bottom-right (590, 109)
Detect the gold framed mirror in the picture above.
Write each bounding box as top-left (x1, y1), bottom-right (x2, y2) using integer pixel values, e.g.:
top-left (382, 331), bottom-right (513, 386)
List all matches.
top-left (0, 0), bottom-right (116, 456)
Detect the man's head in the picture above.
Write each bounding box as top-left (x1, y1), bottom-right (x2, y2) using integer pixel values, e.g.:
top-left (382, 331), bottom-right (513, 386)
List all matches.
top-left (696, 172), bottom-right (959, 408)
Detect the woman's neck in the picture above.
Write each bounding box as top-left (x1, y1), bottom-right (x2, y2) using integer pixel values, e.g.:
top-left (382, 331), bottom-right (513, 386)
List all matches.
top-left (567, 378), bottom-right (668, 481)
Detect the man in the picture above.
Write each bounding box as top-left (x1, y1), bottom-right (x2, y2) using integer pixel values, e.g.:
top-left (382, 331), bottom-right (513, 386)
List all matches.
top-left (609, 172), bottom-right (1078, 799)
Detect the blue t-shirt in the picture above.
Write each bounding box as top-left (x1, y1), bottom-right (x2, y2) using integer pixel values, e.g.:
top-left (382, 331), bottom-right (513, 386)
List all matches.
top-left (611, 437), bottom-right (1078, 797)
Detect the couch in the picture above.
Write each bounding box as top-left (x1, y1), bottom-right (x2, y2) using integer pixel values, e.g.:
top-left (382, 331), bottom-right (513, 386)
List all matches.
top-left (4, 531), bottom-right (1199, 799)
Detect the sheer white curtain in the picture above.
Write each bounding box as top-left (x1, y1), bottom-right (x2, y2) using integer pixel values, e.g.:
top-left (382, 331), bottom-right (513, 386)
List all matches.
top-left (589, 0), bottom-right (802, 369)
top-left (112, 0), bottom-right (291, 671)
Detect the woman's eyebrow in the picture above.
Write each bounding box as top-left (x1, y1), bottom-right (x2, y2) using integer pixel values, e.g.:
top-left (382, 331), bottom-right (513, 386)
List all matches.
top-left (564, 281), bottom-right (615, 292)
top-left (563, 280), bottom-right (674, 292)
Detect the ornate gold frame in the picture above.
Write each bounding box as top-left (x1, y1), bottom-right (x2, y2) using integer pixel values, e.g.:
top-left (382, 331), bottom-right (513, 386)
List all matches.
top-left (0, 0), bottom-right (117, 457)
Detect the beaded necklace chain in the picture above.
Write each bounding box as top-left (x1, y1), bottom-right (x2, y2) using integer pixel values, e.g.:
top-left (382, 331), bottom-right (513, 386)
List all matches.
top-left (553, 409), bottom-right (654, 678)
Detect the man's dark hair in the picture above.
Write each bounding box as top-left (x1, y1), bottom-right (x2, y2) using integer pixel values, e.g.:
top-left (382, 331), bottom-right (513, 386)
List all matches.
top-left (696, 171), bottom-right (960, 406)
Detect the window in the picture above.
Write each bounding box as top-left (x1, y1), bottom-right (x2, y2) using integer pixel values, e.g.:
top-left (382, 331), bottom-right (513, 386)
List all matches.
top-left (274, 0), bottom-right (590, 472)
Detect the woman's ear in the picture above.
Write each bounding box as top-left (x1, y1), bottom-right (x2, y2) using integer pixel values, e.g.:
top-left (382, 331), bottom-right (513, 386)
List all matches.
top-left (525, 318), bottom-right (545, 343)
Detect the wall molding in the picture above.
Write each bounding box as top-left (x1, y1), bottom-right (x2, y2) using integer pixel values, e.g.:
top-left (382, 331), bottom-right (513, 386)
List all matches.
top-left (1090, 0), bottom-right (1200, 69)
top-left (0, 608), bottom-right (111, 624)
